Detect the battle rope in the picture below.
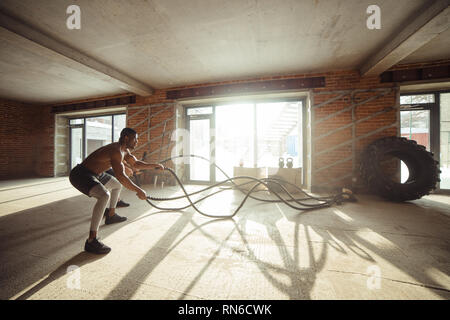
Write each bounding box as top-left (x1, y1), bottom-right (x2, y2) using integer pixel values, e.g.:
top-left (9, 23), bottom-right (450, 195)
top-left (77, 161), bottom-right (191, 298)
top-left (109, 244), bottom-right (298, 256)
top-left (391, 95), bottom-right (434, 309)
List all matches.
top-left (143, 155), bottom-right (356, 219)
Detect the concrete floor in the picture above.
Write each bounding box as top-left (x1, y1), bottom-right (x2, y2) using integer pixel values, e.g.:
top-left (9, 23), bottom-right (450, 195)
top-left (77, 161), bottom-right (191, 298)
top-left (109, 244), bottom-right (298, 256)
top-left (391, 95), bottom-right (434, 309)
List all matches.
top-left (0, 177), bottom-right (449, 300)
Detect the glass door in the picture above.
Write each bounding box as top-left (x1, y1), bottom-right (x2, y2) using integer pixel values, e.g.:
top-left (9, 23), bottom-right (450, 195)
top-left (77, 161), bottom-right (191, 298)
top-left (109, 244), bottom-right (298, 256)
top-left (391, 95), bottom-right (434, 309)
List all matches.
top-left (70, 126), bottom-right (84, 169)
top-left (440, 93), bottom-right (450, 190)
top-left (215, 104), bottom-right (254, 181)
top-left (256, 101), bottom-right (302, 169)
top-left (187, 107), bottom-right (213, 183)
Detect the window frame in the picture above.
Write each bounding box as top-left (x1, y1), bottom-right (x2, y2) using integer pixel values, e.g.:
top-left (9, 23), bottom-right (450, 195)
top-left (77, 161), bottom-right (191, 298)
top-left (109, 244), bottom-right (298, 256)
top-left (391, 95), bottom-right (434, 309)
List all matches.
top-left (184, 98), bottom-right (306, 185)
top-left (68, 112), bottom-right (126, 168)
top-left (400, 89), bottom-right (450, 193)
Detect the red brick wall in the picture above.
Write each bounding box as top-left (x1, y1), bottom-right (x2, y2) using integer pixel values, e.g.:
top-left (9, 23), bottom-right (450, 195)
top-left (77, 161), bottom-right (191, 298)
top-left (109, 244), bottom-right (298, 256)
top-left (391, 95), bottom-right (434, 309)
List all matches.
top-left (127, 93), bottom-right (174, 159)
top-left (10, 61), bottom-right (446, 183)
top-left (33, 106), bottom-right (55, 177)
top-left (0, 71), bottom-right (398, 185)
top-left (311, 71), bottom-right (398, 190)
top-left (0, 99), bottom-right (40, 179)
top-left (127, 71), bottom-right (397, 190)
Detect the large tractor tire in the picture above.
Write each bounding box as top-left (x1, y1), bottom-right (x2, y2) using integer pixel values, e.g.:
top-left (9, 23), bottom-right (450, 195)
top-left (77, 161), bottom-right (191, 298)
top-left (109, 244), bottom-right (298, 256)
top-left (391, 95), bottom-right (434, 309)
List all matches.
top-left (360, 136), bottom-right (440, 202)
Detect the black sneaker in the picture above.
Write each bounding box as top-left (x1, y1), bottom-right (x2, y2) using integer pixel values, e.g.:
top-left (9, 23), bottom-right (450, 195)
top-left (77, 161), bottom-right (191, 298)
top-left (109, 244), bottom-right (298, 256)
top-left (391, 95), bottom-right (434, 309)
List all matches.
top-left (105, 213), bottom-right (127, 225)
top-left (117, 200), bottom-right (130, 208)
top-left (84, 238), bottom-right (111, 254)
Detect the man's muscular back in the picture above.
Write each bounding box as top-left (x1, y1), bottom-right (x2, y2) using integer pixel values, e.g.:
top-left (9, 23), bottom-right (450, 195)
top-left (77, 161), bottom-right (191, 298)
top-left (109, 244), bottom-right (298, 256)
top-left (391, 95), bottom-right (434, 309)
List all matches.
top-left (82, 142), bottom-right (124, 175)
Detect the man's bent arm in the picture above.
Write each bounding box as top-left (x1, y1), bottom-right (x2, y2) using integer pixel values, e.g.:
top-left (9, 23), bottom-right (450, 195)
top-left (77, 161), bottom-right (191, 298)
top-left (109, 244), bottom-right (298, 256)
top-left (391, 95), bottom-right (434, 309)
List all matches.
top-left (133, 160), bottom-right (163, 171)
top-left (124, 152), bottom-right (164, 171)
top-left (111, 152), bottom-right (143, 193)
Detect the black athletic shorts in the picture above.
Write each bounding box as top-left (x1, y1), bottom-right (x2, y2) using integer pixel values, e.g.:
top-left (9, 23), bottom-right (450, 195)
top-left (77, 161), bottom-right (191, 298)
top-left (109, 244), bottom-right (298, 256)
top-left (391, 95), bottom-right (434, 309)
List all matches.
top-left (105, 168), bottom-right (115, 177)
top-left (69, 164), bottom-right (112, 196)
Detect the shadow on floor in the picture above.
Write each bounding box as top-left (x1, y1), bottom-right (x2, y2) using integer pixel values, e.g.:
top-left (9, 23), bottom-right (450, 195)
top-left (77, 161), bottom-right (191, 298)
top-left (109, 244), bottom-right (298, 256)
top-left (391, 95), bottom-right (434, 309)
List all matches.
top-left (174, 208), bottom-right (323, 299)
top-left (15, 252), bottom-right (104, 300)
top-left (164, 192), bottom-right (450, 299)
top-left (0, 184), bottom-right (181, 300)
top-left (2, 183), bottom-right (449, 300)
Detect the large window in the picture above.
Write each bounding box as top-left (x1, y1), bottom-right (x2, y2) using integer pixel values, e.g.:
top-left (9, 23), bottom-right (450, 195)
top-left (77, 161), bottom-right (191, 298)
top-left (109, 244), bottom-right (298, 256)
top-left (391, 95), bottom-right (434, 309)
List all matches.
top-left (400, 110), bottom-right (430, 150)
top-left (114, 114), bottom-right (127, 142)
top-left (256, 102), bottom-right (301, 169)
top-left (440, 93), bottom-right (450, 189)
top-left (400, 92), bottom-right (450, 191)
top-left (186, 100), bottom-right (303, 183)
top-left (69, 114), bottom-right (126, 169)
top-left (215, 104), bottom-right (254, 181)
top-left (70, 127), bottom-right (83, 169)
top-left (86, 116), bottom-right (113, 156)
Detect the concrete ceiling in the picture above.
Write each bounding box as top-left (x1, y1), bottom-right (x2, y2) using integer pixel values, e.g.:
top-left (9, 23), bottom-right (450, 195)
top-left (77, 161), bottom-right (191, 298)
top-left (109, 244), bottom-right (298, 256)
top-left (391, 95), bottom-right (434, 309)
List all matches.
top-left (400, 27), bottom-right (450, 64)
top-left (0, 0), bottom-right (448, 104)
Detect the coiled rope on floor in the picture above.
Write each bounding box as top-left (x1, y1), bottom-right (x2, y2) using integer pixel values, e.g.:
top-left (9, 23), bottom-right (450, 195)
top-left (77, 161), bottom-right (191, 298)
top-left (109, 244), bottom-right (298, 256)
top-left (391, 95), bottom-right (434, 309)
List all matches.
top-left (144, 155), bottom-right (356, 219)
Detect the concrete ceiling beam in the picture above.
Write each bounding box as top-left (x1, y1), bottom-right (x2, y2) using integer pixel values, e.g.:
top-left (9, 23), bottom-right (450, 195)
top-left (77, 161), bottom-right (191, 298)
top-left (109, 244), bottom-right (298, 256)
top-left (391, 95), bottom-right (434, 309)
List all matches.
top-left (0, 10), bottom-right (153, 96)
top-left (360, 0), bottom-right (450, 76)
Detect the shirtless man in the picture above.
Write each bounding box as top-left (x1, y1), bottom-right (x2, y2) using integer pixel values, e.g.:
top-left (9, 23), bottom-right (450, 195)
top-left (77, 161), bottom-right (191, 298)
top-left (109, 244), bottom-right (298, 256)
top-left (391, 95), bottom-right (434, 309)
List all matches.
top-left (69, 127), bottom-right (164, 254)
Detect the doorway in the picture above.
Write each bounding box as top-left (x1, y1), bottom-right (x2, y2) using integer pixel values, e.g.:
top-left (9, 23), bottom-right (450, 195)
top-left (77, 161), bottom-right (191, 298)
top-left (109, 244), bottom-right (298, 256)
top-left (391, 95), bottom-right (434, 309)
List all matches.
top-left (70, 125), bottom-right (84, 169)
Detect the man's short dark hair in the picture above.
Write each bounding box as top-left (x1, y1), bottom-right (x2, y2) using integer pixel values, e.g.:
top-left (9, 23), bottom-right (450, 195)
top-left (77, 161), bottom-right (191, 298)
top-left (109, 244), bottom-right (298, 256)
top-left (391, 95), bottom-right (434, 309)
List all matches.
top-left (119, 127), bottom-right (137, 143)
